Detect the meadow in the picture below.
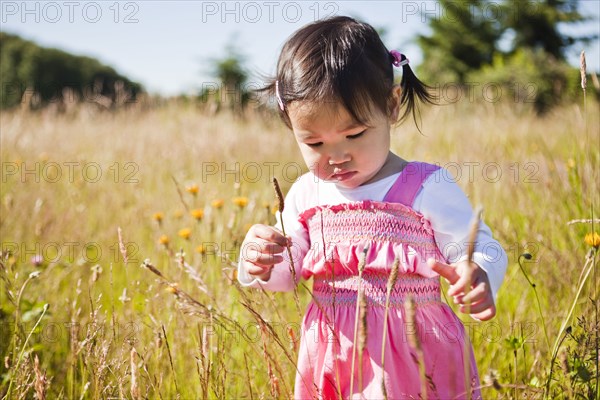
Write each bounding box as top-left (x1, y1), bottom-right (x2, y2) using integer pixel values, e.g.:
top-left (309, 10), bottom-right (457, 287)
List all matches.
top-left (0, 93), bottom-right (598, 399)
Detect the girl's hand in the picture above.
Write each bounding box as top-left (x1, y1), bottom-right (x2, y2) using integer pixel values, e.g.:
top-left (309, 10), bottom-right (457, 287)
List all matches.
top-left (427, 258), bottom-right (496, 321)
top-left (240, 224), bottom-right (291, 281)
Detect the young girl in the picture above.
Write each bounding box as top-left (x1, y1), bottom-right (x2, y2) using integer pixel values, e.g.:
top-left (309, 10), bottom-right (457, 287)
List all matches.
top-left (238, 16), bottom-right (507, 399)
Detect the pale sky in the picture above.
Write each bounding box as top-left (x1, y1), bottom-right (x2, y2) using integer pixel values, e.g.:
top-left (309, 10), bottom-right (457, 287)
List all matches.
top-left (2, 0), bottom-right (599, 95)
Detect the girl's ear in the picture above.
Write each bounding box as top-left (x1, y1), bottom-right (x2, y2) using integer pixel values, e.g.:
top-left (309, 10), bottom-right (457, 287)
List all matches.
top-left (387, 85), bottom-right (402, 122)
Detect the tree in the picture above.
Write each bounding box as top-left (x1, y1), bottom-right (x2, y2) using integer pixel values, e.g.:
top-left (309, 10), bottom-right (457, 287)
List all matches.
top-left (417, 0), bottom-right (502, 84)
top-left (415, 0), bottom-right (597, 112)
top-left (0, 33), bottom-right (143, 109)
top-left (199, 41), bottom-right (250, 114)
top-left (417, 0), bottom-right (595, 84)
top-left (501, 0), bottom-right (596, 61)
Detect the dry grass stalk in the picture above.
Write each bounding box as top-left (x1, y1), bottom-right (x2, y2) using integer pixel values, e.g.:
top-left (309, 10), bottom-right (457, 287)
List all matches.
top-left (404, 295), bottom-right (427, 399)
top-left (566, 218), bottom-right (600, 225)
top-left (580, 51), bottom-right (587, 91)
top-left (196, 323), bottom-right (211, 398)
top-left (5, 302), bottom-right (48, 400)
top-left (238, 298), bottom-right (298, 371)
top-left (177, 250), bottom-right (210, 295)
top-left (0, 258), bottom-right (16, 306)
top-left (381, 256), bottom-right (400, 399)
top-left (243, 353), bottom-right (254, 400)
top-left (161, 325), bottom-right (179, 395)
top-left (259, 322), bottom-right (280, 398)
top-left (140, 259), bottom-right (165, 279)
top-left (130, 348), bottom-right (140, 400)
top-left (463, 206), bottom-right (482, 400)
top-left (466, 206), bottom-right (483, 264)
top-left (170, 175), bottom-right (190, 212)
top-left (117, 227), bottom-right (128, 264)
top-left (273, 177), bottom-right (285, 213)
top-left (350, 247), bottom-right (369, 396)
top-left (358, 289), bottom-right (368, 394)
top-left (272, 177), bottom-right (301, 315)
top-left (140, 259), bottom-right (214, 320)
top-left (33, 354), bottom-right (48, 400)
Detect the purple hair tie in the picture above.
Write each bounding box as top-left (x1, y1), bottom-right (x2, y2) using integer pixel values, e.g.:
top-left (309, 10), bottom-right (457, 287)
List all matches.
top-left (390, 50), bottom-right (409, 67)
top-left (275, 80), bottom-right (285, 111)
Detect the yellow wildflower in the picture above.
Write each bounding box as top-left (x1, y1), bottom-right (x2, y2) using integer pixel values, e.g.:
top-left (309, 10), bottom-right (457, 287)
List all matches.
top-left (173, 210), bottom-right (184, 219)
top-left (195, 245), bottom-right (206, 255)
top-left (178, 228), bottom-right (192, 240)
top-left (153, 212), bottom-right (164, 223)
top-left (567, 158), bottom-right (576, 170)
top-left (191, 208), bottom-right (204, 221)
top-left (186, 184), bottom-right (199, 195)
top-left (158, 235), bottom-right (169, 246)
top-left (232, 196), bottom-right (249, 208)
top-left (584, 232), bottom-right (600, 249)
top-left (211, 199), bottom-right (224, 209)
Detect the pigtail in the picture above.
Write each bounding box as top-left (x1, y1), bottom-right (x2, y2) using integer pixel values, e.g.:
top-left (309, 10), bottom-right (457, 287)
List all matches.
top-left (393, 53), bottom-right (435, 129)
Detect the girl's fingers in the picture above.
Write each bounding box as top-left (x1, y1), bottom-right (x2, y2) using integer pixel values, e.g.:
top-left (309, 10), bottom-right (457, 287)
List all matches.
top-left (261, 242), bottom-right (285, 254)
top-left (244, 262), bottom-right (271, 276)
top-left (428, 258), bottom-right (460, 284)
top-left (448, 274), bottom-right (472, 297)
top-left (448, 267), bottom-right (485, 297)
top-left (250, 224), bottom-right (289, 247)
top-left (243, 247), bottom-right (283, 266)
top-left (459, 299), bottom-right (491, 314)
top-left (470, 306), bottom-right (496, 321)
top-left (459, 281), bottom-right (488, 304)
top-left (242, 238), bottom-right (285, 260)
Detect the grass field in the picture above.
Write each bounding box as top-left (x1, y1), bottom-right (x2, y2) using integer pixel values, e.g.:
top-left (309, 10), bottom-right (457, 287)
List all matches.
top-left (1, 96), bottom-right (598, 399)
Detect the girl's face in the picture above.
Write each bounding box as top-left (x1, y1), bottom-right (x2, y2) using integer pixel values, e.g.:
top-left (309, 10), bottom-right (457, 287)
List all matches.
top-left (287, 90), bottom-right (401, 189)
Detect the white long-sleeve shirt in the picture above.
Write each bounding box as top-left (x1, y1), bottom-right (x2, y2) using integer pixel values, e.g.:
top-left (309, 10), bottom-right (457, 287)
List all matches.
top-left (238, 168), bottom-right (508, 302)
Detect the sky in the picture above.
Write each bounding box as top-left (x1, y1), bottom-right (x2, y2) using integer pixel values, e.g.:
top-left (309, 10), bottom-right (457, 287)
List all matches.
top-left (2, 0), bottom-right (599, 96)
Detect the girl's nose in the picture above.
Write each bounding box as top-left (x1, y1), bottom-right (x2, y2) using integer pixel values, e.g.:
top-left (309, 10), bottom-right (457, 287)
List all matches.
top-left (328, 151), bottom-right (351, 166)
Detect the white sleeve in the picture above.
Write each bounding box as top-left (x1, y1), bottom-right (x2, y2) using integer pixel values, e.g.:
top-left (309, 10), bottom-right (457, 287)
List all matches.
top-left (413, 168), bottom-right (508, 303)
top-left (237, 178), bottom-right (309, 292)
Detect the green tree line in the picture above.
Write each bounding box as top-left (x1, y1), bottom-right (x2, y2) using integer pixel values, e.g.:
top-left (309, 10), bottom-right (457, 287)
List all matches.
top-left (417, 0), bottom-right (598, 112)
top-left (0, 32), bottom-right (143, 109)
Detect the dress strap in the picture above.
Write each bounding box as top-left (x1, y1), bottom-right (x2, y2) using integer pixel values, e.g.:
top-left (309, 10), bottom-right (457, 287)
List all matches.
top-left (383, 161), bottom-right (440, 207)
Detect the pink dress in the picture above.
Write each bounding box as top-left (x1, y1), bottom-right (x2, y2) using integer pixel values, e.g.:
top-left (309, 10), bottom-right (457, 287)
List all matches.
top-left (294, 162), bottom-right (481, 399)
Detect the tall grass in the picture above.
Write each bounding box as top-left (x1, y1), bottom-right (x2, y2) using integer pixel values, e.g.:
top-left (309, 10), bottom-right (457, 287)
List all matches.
top-left (0, 97), bottom-right (598, 398)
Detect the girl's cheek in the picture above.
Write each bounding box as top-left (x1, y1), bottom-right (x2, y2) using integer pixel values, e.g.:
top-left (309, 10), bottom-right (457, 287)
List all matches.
top-left (308, 161), bottom-right (327, 179)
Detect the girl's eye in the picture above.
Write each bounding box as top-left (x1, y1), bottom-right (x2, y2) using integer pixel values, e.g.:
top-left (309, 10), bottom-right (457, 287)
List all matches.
top-left (306, 142), bottom-right (323, 148)
top-left (347, 130), bottom-right (366, 140)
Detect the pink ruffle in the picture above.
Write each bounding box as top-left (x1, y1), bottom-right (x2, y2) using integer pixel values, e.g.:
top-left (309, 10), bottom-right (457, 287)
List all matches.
top-left (298, 200), bottom-right (436, 236)
top-left (301, 239), bottom-right (444, 280)
top-left (298, 200), bottom-right (447, 280)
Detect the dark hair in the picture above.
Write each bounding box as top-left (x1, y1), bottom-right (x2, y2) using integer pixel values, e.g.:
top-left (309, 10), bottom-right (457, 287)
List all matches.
top-left (258, 16), bottom-right (433, 129)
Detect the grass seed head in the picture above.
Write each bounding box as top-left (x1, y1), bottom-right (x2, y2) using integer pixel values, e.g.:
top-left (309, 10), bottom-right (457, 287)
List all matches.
top-left (272, 177), bottom-right (285, 213)
top-left (387, 256), bottom-right (400, 293)
top-left (358, 247), bottom-right (368, 274)
top-left (580, 50), bottom-right (587, 90)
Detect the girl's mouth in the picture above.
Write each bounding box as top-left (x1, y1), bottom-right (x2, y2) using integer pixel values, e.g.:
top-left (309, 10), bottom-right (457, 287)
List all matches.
top-left (330, 170), bottom-right (357, 182)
